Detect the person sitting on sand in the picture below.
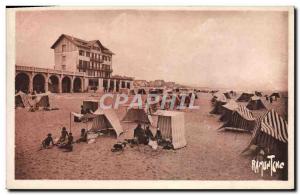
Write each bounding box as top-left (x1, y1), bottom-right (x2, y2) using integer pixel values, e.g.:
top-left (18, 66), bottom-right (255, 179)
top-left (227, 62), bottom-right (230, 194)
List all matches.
top-left (155, 127), bottom-right (162, 141)
top-left (80, 105), bottom-right (86, 115)
top-left (145, 126), bottom-right (154, 141)
top-left (76, 128), bottom-right (88, 143)
top-left (134, 123), bottom-right (147, 145)
top-left (58, 127), bottom-right (69, 144)
top-left (41, 133), bottom-right (55, 149)
top-left (59, 133), bottom-right (74, 152)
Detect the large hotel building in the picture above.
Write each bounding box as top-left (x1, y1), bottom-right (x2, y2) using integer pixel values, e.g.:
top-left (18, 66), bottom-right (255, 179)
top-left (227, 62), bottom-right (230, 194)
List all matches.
top-left (15, 34), bottom-right (133, 93)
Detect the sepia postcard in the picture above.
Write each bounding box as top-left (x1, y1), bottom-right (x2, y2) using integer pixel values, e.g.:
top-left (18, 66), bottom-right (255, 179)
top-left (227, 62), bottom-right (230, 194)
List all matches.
top-left (6, 6), bottom-right (295, 190)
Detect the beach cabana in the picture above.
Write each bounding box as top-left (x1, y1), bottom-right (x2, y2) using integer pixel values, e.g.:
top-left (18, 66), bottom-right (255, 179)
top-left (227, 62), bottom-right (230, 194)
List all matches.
top-left (90, 108), bottom-right (124, 137)
top-left (236, 92), bottom-right (254, 102)
top-left (154, 110), bottom-right (187, 149)
top-left (242, 109), bottom-right (288, 174)
top-left (15, 91), bottom-right (30, 108)
top-left (246, 96), bottom-right (267, 110)
top-left (219, 106), bottom-right (255, 132)
top-left (210, 93), bottom-right (227, 114)
top-left (83, 100), bottom-right (99, 112)
top-left (122, 104), bottom-right (153, 125)
top-left (219, 100), bottom-right (240, 122)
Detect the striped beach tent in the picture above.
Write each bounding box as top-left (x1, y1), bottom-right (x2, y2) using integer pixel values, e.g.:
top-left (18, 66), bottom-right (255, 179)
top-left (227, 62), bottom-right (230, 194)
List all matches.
top-left (236, 92), bottom-right (254, 102)
top-left (242, 109), bottom-right (288, 180)
top-left (219, 100), bottom-right (240, 122)
top-left (219, 105), bottom-right (255, 132)
top-left (91, 108), bottom-right (123, 137)
top-left (154, 110), bottom-right (186, 149)
top-left (244, 109), bottom-right (288, 151)
top-left (246, 96), bottom-right (267, 110)
top-left (210, 93), bottom-right (227, 114)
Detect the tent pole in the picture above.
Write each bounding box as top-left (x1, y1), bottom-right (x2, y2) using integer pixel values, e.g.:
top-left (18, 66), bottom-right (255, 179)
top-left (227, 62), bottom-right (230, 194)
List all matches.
top-left (70, 112), bottom-right (72, 133)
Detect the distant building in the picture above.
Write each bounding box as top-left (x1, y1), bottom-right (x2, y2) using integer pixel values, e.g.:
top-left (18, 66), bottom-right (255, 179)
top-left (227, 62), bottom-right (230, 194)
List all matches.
top-left (133, 80), bottom-right (148, 87)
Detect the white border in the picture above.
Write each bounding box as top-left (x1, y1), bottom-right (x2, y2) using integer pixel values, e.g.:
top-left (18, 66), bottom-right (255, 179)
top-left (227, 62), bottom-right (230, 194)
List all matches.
top-left (5, 6), bottom-right (295, 190)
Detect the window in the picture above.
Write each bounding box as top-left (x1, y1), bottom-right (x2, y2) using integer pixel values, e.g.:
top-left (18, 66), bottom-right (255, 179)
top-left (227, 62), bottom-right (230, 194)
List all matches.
top-left (86, 52), bottom-right (90, 57)
top-left (62, 44), bottom-right (66, 52)
top-left (108, 56), bottom-right (111, 61)
top-left (62, 56), bottom-right (66, 62)
top-left (79, 50), bottom-right (84, 56)
top-left (61, 65), bottom-right (66, 70)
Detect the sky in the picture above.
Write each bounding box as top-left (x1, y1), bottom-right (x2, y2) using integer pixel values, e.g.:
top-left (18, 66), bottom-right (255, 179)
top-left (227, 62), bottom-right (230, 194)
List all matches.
top-left (15, 9), bottom-right (289, 91)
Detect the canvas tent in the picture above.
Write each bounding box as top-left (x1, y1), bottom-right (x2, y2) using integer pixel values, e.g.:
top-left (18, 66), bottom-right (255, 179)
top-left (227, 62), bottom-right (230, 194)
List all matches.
top-left (90, 108), bottom-right (124, 137)
top-left (246, 96), bottom-right (267, 110)
top-left (154, 110), bottom-right (187, 149)
top-left (210, 93), bottom-right (227, 114)
top-left (28, 93), bottom-right (52, 109)
top-left (15, 91), bottom-right (30, 108)
top-left (122, 104), bottom-right (153, 125)
top-left (219, 100), bottom-right (240, 122)
top-left (219, 105), bottom-right (255, 132)
top-left (271, 92), bottom-right (280, 98)
top-left (237, 92), bottom-right (254, 102)
top-left (223, 92), bottom-right (231, 99)
top-left (243, 109), bottom-right (288, 163)
top-left (211, 92), bottom-right (227, 103)
top-left (83, 100), bottom-right (99, 112)
top-left (255, 91), bottom-right (263, 97)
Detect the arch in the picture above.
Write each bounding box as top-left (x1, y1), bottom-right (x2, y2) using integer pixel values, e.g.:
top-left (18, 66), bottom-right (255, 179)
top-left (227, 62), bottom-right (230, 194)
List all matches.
top-left (62, 76), bottom-right (71, 93)
top-left (73, 77), bottom-right (82, 93)
top-left (48, 75), bottom-right (59, 93)
top-left (15, 72), bottom-right (30, 93)
top-left (33, 73), bottom-right (45, 93)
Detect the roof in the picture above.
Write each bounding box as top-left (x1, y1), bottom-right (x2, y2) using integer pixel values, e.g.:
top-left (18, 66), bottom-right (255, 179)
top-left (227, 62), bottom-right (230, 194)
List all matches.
top-left (250, 95), bottom-right (261, 101)
top-left (51, 34), bottom-right (115, 55)
top-left (222, 100), bottom-right (239, 111)
top-left (83, 100), bottom-right (99, 103)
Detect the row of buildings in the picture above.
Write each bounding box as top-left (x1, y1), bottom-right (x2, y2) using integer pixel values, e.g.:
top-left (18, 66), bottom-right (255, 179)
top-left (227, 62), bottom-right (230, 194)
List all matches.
top-left (15, 34), bottom-right (134, 93)
top-left (133, 79), bottom-right (177, 88)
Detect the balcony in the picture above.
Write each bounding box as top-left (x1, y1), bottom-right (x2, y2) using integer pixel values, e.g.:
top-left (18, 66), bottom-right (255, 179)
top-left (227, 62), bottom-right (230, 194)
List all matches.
top-left (90, 56), bottom-right (103, 63)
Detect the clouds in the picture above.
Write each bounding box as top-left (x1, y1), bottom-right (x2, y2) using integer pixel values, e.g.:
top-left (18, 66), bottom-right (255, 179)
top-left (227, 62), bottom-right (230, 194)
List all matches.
top-left (16, 10), bottom-right (288, 90)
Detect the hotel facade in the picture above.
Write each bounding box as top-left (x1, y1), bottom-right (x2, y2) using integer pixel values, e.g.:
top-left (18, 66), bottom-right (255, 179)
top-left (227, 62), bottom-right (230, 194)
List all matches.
top-left (15, 34), bottom-right (133, 93)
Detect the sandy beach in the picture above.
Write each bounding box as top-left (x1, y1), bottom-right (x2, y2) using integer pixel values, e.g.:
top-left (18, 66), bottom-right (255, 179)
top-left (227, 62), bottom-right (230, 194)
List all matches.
top-left (15, 92), bottom-right (286, 180)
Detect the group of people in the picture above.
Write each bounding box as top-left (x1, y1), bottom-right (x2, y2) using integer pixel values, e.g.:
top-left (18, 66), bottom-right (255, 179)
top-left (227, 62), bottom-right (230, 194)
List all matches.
top-left (133, 124), bottom-right (162, 145)
top-left (41, 127), bottom-right (88, 152)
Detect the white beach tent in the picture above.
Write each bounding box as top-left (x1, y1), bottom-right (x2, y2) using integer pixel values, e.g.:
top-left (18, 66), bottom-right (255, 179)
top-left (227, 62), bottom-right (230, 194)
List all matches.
top-left (154, 110), bottom-right (187, 149)
top-left (15, 91), bottom-right (30, 108)
top-left (90, 108), bottom-right (124, 137)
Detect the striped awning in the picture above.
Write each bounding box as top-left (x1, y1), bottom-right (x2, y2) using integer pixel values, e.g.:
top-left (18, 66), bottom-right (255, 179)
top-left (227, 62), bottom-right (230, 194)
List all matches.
top-left (236, 106), bottom-right (255, 121)
top-left (260, 109), bottom-right (288, 143)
